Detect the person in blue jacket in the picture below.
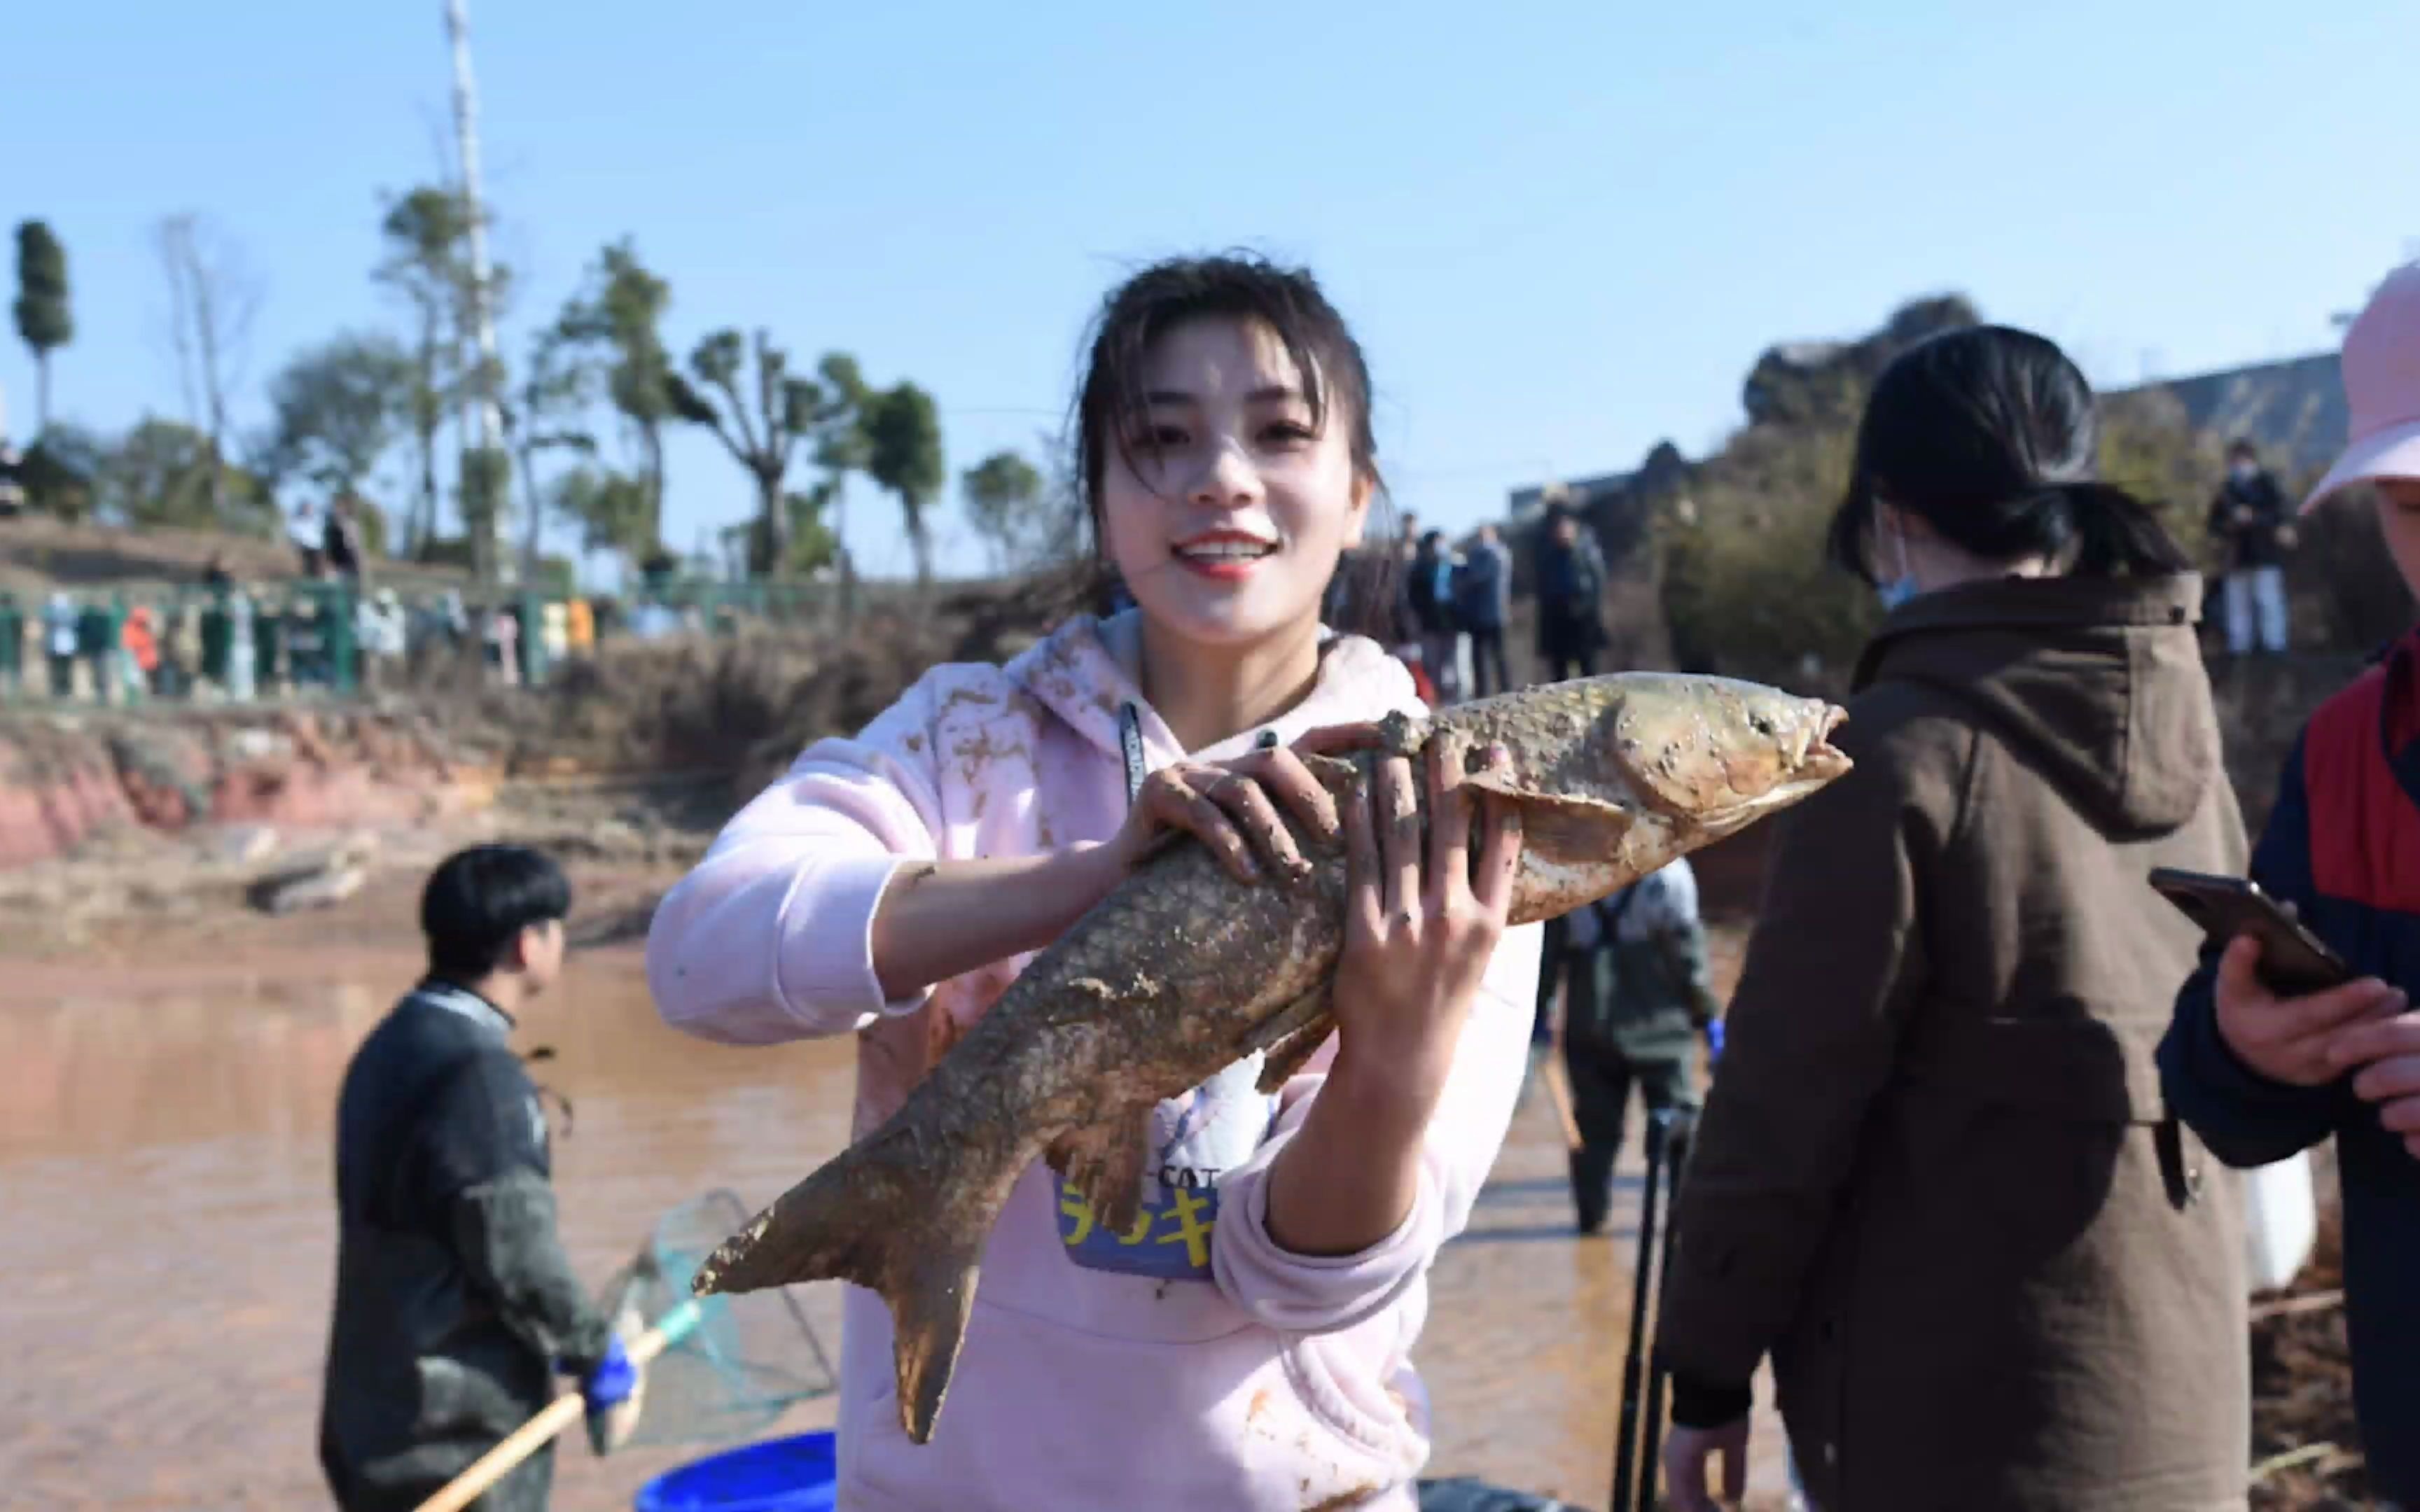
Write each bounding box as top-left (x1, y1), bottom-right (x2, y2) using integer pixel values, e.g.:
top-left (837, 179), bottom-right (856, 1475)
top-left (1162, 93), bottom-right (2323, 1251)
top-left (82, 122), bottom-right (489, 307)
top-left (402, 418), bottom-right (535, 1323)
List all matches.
top-left (2157, 260), bottom-right (2420, 1511)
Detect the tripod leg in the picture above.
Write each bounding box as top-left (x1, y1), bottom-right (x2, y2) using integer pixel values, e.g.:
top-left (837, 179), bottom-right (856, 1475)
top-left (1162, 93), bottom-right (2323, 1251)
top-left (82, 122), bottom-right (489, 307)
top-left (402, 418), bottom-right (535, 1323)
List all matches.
top-left (1636, 1116), bottom-right (1695, 1505)
top-left (1611, 1110), bottom-right (1673, 1512)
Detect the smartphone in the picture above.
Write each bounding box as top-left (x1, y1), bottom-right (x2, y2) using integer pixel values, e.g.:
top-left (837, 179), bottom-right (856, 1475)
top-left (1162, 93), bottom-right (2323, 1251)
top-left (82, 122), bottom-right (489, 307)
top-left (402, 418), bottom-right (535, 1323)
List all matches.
top-left (2147, 867), bottom-right (2353, 995)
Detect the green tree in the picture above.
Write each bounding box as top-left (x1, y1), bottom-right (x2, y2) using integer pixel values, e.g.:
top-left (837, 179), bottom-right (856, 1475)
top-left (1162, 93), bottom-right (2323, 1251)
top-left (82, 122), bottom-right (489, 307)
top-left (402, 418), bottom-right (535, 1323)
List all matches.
top-left (552, 239), bottom-right (677, 556)
top-left (13, 220), bottom-right (73, 431)
top-left (97, 416), bottom-right (270, 532)
top-left (665, 328), bottom-right (837, 577)
top-left (501, 327), bottom-right (597, 578)
top-left (1657, 400), bottom-right (1872, 685)
top-left (155, 214), bottom-right (263, 528)
top-left (264, 332), bottom-right (414, 498)
top-left (549, 465), bottom-right (654, 567)
top-left (459, 446), bottom-right (511, 580)
top-left (2096, 386), bottom-right (2227, 572)
top-left (961, 449), bottom-right (1048, 573)
top-left (20, 423), bottom-right (104, 522)
top-left (807, 354), bottom-right (870, 624)
top-left (373, 187), bottom-right (473, 556)
top-left (861, 381), bottom-right (945, 588)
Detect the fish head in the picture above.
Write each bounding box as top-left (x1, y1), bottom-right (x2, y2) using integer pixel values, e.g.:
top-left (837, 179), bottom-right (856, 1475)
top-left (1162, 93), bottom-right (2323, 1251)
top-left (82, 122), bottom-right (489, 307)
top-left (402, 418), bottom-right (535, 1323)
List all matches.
top-left (1602, 673), bottom-right (1850, 836)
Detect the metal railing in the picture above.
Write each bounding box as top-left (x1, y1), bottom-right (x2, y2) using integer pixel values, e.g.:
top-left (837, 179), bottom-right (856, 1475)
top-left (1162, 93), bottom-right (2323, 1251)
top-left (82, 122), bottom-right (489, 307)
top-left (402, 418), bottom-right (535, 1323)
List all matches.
top-left (0, 577), bottom-right (842, 708)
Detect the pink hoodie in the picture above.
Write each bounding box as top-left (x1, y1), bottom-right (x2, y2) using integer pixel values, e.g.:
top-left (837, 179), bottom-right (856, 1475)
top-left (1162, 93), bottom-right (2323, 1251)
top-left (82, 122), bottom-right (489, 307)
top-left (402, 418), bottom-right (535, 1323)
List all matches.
top-left (645, 611), bottom-right (1543, 1511)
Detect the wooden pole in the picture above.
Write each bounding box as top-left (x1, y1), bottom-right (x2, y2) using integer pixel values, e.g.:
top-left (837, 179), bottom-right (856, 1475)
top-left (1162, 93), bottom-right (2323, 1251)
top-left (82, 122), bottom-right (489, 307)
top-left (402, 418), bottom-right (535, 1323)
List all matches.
top-left (412, 1299), bottom-right (702, 1512)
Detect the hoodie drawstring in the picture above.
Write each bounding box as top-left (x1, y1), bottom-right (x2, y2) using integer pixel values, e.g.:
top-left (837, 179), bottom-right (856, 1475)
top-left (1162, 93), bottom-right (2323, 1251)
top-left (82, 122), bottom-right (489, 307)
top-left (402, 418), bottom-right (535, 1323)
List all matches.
top-left (1119, 701), bottom-right (1146, 807)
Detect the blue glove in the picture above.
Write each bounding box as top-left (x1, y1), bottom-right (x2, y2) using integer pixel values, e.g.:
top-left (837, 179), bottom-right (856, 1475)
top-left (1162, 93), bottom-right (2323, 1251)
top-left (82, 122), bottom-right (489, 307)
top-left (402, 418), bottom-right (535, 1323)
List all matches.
top-left (582, 1334), bottom-right (637, 1413)
top-left (1704, 1018), bottom-right (1725, 1063)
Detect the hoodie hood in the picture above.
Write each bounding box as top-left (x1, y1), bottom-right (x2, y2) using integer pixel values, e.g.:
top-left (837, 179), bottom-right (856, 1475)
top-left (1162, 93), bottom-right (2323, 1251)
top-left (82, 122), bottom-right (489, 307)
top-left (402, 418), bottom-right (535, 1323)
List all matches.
top-left (1854, 573), bottom-right (2217, 834)
top-left (1001, 608), bottom-right (1421, 767)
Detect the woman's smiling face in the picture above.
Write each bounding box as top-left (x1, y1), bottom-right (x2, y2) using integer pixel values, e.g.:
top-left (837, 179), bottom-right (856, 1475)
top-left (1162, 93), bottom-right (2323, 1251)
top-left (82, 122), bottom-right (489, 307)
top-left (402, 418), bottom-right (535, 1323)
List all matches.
top-left (1098, 316), bottom-right (1372, 650)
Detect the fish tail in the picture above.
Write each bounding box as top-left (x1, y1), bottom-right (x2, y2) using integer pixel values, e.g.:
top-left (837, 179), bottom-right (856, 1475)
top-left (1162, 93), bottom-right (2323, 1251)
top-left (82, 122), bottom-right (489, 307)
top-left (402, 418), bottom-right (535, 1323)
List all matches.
top-left (690, 1121), bottom-right (1017, 1444)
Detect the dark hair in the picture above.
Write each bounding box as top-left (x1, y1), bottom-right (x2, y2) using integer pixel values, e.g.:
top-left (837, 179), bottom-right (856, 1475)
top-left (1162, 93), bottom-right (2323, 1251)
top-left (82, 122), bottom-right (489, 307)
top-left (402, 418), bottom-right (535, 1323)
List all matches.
top-left (2227, 438), bottom-right (2259, 461)
top-left (420, 844), bottom-right (571, 981)
top-left (1068, 251), bottom-right (1398, 638)
top-left (1826, 324), bottom-right (2190, 584)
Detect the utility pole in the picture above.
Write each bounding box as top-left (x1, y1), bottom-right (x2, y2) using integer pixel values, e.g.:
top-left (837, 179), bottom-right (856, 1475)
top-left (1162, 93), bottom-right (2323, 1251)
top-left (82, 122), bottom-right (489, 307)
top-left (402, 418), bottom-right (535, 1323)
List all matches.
top-left (444, 0), bottom-right (513, 580)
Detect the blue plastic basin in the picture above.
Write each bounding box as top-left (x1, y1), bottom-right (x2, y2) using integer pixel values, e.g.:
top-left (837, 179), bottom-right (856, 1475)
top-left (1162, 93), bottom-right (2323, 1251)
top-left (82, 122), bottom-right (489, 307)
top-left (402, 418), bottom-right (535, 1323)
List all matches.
top-left (633, 1431), bottom-right (838, 1512)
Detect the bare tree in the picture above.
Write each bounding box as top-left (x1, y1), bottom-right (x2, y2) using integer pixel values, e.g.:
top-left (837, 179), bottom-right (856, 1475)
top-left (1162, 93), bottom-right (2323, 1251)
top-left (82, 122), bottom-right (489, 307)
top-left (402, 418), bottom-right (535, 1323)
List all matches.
top-left (155, 214), bottom-right (263, 527)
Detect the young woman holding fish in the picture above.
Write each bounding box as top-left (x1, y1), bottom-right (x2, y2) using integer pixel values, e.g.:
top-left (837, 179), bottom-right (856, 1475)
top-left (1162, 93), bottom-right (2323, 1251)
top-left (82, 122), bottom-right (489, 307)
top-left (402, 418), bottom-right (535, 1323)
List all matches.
top-left (646, 254), bottom-right (1543, 1511)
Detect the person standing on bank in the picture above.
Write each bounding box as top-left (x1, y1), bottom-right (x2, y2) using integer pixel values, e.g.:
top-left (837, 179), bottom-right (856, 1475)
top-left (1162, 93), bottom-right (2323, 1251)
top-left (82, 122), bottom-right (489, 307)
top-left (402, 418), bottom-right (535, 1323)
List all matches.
top-left (1535, 857), bottom-right (1720, 1235)
top-left (1456, 522), bottom-right (1514, 699)
top-left (1408, 527), bottom-right (1463, 703)
top-left (319, 845), bottom-right (637, 1512)
top-left (2208, 438), bottom-right (2296, 656)
top-left (1655, 325), bottom-right (2251, 1511)
top-left (1534, 508), bottom-right (1606, 682)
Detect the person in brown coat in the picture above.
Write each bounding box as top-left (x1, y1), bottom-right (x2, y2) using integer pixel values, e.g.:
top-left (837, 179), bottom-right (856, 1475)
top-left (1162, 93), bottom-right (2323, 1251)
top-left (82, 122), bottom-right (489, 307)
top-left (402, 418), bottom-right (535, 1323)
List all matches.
top-left (1656, 325), bottom-right (2252, 1511)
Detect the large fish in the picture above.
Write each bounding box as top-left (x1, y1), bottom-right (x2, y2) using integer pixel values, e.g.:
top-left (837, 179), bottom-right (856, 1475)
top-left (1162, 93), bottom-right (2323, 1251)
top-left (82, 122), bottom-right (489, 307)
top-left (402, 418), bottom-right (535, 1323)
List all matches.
top-left (690, 672), bottom-right (1852, 1443)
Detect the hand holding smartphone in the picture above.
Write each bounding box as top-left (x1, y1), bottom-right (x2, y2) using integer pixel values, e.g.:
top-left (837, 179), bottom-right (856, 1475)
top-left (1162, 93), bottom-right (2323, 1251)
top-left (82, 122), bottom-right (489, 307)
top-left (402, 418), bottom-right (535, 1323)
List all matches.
top-left (2147, 867), bottom-right (2352, 996)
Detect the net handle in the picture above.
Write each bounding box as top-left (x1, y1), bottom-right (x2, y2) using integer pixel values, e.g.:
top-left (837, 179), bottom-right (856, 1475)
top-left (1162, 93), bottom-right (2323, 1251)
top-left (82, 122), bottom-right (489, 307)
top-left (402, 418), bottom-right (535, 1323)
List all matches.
top-left (411, 1300), bottom-right (705, 1512)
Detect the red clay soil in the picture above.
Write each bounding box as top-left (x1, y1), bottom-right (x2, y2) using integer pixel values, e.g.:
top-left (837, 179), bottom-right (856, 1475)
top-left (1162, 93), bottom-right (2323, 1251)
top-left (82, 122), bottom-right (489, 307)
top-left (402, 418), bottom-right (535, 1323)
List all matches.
top-left (0, 708), bottom-right (480, 867)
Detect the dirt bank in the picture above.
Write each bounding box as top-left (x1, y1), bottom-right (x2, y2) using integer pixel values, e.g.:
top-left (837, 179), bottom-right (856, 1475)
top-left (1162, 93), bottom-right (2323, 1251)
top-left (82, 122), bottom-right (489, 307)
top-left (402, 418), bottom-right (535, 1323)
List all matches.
top-left (0, 705), bottom-right (489, 870)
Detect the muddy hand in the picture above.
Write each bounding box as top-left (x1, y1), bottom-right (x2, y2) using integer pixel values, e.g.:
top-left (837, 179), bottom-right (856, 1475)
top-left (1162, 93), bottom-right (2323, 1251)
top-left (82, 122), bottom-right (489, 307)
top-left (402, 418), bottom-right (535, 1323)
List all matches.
top-left (1330, 734), bottom-right (1522, 1089)
top-left (1113, 724), bottom-right (1378, 883)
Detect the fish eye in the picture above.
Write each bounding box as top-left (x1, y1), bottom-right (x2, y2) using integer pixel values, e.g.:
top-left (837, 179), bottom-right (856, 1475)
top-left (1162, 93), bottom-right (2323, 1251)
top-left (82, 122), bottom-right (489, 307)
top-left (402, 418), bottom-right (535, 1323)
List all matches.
top-left (1749, 715), bottom-right (1774, 736)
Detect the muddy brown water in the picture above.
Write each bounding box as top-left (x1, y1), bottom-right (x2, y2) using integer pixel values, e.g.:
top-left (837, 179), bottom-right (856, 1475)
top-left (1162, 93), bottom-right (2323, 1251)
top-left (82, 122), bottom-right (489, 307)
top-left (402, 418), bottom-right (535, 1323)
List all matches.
top-left (1, 862), bottom-right (1791, 1511)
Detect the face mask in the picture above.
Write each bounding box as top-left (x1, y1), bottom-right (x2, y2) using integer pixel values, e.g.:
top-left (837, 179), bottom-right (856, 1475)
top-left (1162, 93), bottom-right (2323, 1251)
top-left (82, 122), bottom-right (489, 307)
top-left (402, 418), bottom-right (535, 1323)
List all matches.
top-left (2232, 460), bottom-right (2258, 482)
top-left (1874, 512), bottom-right (1921, 610)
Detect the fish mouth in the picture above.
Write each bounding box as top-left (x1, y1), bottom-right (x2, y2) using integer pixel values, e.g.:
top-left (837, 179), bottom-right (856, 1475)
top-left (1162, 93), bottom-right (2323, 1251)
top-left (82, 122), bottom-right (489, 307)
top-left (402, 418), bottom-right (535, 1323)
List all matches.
top-left (1700, 704), bottom-right (1853, 833)
top-left (1801, 703), bottom-right (1851, 774)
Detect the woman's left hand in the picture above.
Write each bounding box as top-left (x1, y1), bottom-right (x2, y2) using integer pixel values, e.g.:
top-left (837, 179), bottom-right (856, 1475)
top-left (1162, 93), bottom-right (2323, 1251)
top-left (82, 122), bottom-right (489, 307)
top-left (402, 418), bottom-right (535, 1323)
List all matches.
top-left (1329, 732), bottom-right (1524, 1104)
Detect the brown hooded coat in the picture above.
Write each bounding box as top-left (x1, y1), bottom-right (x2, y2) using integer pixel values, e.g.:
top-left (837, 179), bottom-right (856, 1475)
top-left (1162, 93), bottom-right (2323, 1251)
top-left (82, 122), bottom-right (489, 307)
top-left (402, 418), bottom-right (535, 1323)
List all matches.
top-left (1659, 573), bottom-right (2252, 1511)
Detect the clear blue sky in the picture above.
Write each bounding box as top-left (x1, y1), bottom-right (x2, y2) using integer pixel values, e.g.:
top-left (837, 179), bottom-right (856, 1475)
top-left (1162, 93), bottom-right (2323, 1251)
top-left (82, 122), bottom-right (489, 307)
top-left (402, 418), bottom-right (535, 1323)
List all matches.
top-left (5, 1), bottom-right (2412, 584)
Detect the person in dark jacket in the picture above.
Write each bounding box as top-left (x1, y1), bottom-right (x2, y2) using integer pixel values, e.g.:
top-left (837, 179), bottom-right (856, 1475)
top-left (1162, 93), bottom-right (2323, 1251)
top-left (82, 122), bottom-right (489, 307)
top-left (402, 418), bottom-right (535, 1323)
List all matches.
top-left (2160, 259), bottom-right (2420, 1512)
top-left (319, 845), bottom-right (635, 1512)
top-left (1454, 523), bottom-right (1513, 698)
top-left (325, 493), bottom-right (366, 584)
top-left (1536, 857), bottom-right (1720, 1234)
top-left (1656, 325), bottom-right (2250, 1511)
top-left (1407, 528), bottom-right (1463, 702)
top-left (1533, 508), bottom-right (1605, 682)
top-left (2207, 438), bottom-right (2296, 655)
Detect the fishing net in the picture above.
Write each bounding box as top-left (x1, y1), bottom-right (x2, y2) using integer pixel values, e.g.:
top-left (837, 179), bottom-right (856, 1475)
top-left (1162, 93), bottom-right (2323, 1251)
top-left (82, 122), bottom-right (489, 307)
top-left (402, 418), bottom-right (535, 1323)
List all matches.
top-left (597, 1188), bottom-right (839, 1451)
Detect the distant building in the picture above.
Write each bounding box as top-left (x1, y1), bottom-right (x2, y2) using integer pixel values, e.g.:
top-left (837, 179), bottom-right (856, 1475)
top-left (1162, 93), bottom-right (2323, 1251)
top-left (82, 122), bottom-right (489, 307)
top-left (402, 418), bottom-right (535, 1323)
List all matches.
top-left (2136, 352), bottom-right (2345, 481)
top-left (1504, 349), bottom-right (2349, 522)
top-left (1505, 470), bottom-right (1636, 524)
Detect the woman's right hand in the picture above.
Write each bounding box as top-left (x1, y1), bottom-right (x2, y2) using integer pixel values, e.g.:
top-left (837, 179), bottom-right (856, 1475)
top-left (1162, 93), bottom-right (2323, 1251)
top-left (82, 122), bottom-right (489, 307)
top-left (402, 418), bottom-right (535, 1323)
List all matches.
top-left (2214, 934), bottom-right (2405, 1086)
top-left (1103, 723), bottom-right (1381, 885)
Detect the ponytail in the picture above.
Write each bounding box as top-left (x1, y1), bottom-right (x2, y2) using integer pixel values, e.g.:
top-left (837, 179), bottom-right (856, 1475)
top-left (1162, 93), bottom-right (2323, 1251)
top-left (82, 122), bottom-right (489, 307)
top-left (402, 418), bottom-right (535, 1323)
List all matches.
top-left (1826, 326), bottom-right (2194, 584)
top-left (2035, 480), bottom-right (2192, 578)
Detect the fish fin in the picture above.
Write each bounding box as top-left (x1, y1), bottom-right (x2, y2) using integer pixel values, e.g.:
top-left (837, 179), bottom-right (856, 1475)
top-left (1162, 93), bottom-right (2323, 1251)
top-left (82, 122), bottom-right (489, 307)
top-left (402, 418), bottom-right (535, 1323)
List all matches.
top-left (691, 1119), bottom-right (1017, 1444)
top-left (892, 1248), bottom-right (980, 1445)
top-left (1459, 772), bottom-right (1636, 865)
top-left (1255, 1009), bottom-right (1335, 1093)
top-left (1053, 1105), bottom-right (1153, 1238)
